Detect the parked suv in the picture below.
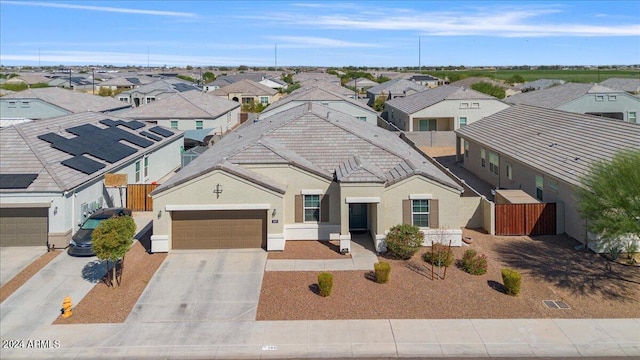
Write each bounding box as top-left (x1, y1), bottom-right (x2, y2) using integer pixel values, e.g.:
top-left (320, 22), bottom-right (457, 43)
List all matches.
top-left (67, 207), bottom-right (132, 256)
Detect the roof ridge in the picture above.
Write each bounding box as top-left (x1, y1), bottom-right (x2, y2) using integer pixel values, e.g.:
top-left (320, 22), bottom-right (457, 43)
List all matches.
top-left (13, 125), bottom-right (66, 190)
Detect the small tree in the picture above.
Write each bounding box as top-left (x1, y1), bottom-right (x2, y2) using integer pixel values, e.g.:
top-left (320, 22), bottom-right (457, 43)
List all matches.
top-left (97, 87), bottom-right (114, 97)
top-left (386, 224), bottom-right (424, 260)
top-left (202, 71), bottom-right (216, 83)
top-left (576, 150), bottom-right (640, 251)
top-left (92, 216), bottom-right (136, 287)
top-left (372, 94), bottom-right (386, 111)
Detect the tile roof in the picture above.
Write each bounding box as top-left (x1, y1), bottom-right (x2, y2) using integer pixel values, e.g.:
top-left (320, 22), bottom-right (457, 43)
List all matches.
top-left (211, 79), bottom-right (277, 96)
top-left (119, 78), bottom-right (197, 95)
top-left (367, 78), bottom-right (428, 96)
top-left (154, 102), bottom-right (462, 195)
top-left (119, 90), bottom-right (239, 119)
top-left (599, 78), bottom-right (640, 93)
top-left (3, 87), bottom-right (130, 113)
top-left (206, 73), bottom-right (266, 86)
top-left (449, 77), bottom-right (516, 90)
top-left (385, 85), bottom-right (498, 114)
top-left (505, 83), bottom-right (622, 108)
top-left (260, 86), bottom-right (375, 117)
top-left (0, 112), bottom-right (182, 192)
top-left (297, 79), bottom-right (354, 97)
top-left (514, 79), bottom-right (565, 91)
top-left (98, 76), bottom-right (157, 87)
top-left (455, 105), bottom-right (640, 187)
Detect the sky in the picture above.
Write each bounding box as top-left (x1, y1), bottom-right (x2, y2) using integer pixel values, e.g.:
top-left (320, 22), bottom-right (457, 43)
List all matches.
top-left (1, 0), bottom-right (639, 67)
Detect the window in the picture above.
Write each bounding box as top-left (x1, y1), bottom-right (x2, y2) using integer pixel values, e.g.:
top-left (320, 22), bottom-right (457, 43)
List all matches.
top-left (412, 199), bottom-right (430, 227)
top-left (260, 96), bottom-right (269, 105)
top-left (629, 112), bottom-right (637, 124)
top-left (135, 160), bottom-right (141, 183)
top-left (471, 102), bottom-right (480, 108)
top-left (21, 101), bottom-right (30, 108)
top-left (7, 101), bottom-right (17, 108)
top-left (146, 97), bottom-right (155, 103)
top-left (170, 120), bottom-right (178, 129)
top-left (459, 117), bottom-right (467, 127)
top-left (460, 102), bottom-right (469, 109)
top-left (419, 119), bottom-right (437, 131)
top-left (356, 116), bottom-right (367, 121)
top-left (242, 97), bottom-right (253, 104)
top-left (608, 95), bottom-right (617, 101)
top-left (489, 152), bottom-right (499, 175)
top-left (595, 95), bottom-right (604, 102)
top-left (119, 97), bottom-right (129, 103)
top-left (304, 195), bottom-right (320, 222)
top-left (481, 148), bottom-right (486, 168)
top-left (195, 120), bottom-right (203, 130)
top-left (143, 156), bottom-right (149, 179)
top-left (536, 175), bottom-right (544, 200)
top-left (506, 163), bottom-right (512, 180)
top-left (464, 140), bottom-right (469, 158)
top-left (548, 178), bottom-right (558, 192)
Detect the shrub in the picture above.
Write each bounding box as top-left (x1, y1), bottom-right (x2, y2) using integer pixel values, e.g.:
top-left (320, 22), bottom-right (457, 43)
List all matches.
top-left (501, 268), bottom-right (522, 296)
top-left (461, 249), bottom-right (488, 275)
top-left (386, 224), bottom-right (424, 260)
top-left (374, 262), bottom-right (391, 284)
top-left (422, 243), bottom-right (454, 267)
top-left (317, 272), bottom-right (333, 297)
top-left (623, 240), bottom-right (638, 260)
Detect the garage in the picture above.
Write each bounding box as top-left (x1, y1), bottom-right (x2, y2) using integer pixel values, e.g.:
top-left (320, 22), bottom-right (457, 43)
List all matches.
top-left (171, 210), bottom-right (266, 249)
top-left (0, 207), bottom-right (49, 247)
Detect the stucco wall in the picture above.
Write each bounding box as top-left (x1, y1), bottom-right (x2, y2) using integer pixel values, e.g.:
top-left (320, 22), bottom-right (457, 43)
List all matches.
top-left (0, 99), bottom-right (69, 120)
top-left (155, 107), bottom-right (240, 132)
top-left (560, 93), bottom-right (640, 122)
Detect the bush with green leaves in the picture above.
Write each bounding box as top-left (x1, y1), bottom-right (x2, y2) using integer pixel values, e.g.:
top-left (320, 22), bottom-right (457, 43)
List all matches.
top-left (374, 262), bottom-right (391, 284)
top-left (501, 268), bottom-right (522, 296)
top-left (423, 243), bottom-right (454, 267)
top-left (623, 240), bottom-right (638, 260)
top-left (461, 249), bottom-right (488, 275)
top-left (605, 240), bottom-right (623, 260)
top-left (92, 215), bottom-right (136, 287)
top-left (386, 224), bottom-right (424, 260)
top-left (317, 272), bottom-right (333, 297)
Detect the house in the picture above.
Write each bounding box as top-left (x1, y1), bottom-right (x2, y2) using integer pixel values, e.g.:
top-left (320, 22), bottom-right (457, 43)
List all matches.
top-left (599, 78), bottom-right (640, 95)
top-left (298, 79), bottom-right (356, 98)
top-left (259, 76), bottom-right (289, 91)
top-left (366, 78), bottom-right (428, 106)
top-left (97, 75), bottom-right (157, 92)
top-left (454, 105), bottom-right (640, 250)
top-left (117, 78), bottom-right (199, 107)
top-left (0, 87), bottom-right (131, 122)
top-left (210, 79), bottom-right (281, 106)
top-left (259, 86), bottom-right (378, 125)
top-left (409, 74), bottom-right (443, 88)
top-left (505, 83), bottom-right (640, 123)
top-left (5, 73), bottom-right (50, 86)
top-left (384, 85), bottom-right (510, 131)
top-left (514, 79), bottom-right (566, 92)
top-left (203, 73), bottom-right (267, 92)
top-left (150, 102), bottom-right (467, 253)
top-left (47, 76), bottom-right (94, 91)
top-left (449, 77), bottom-right (519, 97)
top-left (344, 77), bottom-right (379, 91)
top-left (293, 72), bottom-right (341, 85)
top-left (119, 90), bottom-right (241, 133)
top-left (0, 112), bottom-right (183, 248)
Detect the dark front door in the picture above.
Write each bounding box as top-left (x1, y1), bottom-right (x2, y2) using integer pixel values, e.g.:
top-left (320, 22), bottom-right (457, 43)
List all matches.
top-left (349, 203), bottom-right (368, 230)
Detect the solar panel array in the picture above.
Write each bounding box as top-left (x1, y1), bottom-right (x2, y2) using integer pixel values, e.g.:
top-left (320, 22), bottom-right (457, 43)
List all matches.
top-left (38, 119), bottom-right (173, 175)
top-left (149, 126), bottom-right (174, 138)
top-left (125, 77), bottom-right (141, 85)
top-left (173, 83), bottom-right (197, 92)
top-left (0, 173), bottom-right (38, 189)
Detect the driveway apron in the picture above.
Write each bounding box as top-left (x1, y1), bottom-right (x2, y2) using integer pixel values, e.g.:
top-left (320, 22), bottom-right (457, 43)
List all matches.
top-left (0, 246), bottom-right (47, 287)
top-left (126, 249), bottom-right (267, 323)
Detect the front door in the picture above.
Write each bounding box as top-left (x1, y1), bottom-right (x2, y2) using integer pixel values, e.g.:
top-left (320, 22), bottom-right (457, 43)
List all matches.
top-left (349, 203), bottom-right (368, 230)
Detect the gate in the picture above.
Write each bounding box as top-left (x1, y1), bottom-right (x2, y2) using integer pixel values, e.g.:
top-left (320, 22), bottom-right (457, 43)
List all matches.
top-left (495, 203), bottom-right (556, 236)
top-left (126, 184), bottom-right (158, 211)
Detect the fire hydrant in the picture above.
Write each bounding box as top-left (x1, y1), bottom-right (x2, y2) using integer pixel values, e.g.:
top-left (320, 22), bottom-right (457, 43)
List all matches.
top-left (61, 296), bottom-right (72, 318)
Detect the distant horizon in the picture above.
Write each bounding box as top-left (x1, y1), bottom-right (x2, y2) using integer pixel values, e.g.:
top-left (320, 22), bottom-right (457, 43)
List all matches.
top-left (1, 1), bottom-right (639, 67)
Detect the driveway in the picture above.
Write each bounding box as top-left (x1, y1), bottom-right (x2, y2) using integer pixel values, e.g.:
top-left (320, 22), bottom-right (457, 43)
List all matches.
top-left (0, 246), bottom-right (47, 287)
top-left (126, 248), bottom-right (267, 323)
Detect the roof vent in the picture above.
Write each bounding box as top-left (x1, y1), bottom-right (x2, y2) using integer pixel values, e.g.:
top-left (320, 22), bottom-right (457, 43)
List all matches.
top-left (549, 142), bottom-right (557, 147)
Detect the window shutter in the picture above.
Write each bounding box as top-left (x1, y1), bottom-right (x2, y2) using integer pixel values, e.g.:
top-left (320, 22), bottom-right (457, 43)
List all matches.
top-left (295, 195), bottom-right (303, 223)
top-left (430, 199), bottom-right (439, 228)
top-left (402, 199), bottom-right (411, 225)
top-left (321, 194), bottom-right (330, 223)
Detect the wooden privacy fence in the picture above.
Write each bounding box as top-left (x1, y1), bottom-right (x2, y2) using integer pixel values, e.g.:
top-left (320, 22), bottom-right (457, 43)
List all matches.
top-left (126, 184), bottom-right (159, 211)
top-left (495, 203), bottom-right (556, 236)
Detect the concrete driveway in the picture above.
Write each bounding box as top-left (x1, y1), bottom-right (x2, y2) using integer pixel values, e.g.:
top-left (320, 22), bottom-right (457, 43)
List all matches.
top-left (0, 246), bottom-right (48, 287)
top-left (126, 248), bottom-right (267, 323)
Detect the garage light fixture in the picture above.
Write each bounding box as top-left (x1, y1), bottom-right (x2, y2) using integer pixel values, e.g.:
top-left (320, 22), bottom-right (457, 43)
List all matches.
top-left (272, 209), bottom-right (276, 218)
top-left (157, 210), bottom-right (162, 219)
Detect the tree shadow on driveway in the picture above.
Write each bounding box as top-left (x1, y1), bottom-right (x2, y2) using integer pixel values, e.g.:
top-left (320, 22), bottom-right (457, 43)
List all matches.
top-left (82, 260), bottom-right (107, 284)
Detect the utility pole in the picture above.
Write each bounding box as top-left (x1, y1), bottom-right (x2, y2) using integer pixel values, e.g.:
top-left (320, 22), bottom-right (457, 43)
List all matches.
top-left (275, 43), bottom-right (278, 71)
top-left (92, 67), bottom-right (95, 94)
top-left (68, 68), bottom-right (72, 90)
top-left (419, 36), bottom-right (421, 72)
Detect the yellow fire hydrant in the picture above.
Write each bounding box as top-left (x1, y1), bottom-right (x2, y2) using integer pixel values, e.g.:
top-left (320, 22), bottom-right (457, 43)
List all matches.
top-left (61, 296), bottom-right (73, 318)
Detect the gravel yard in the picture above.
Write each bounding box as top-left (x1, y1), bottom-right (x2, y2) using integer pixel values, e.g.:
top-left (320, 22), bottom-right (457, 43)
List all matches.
top-left (257, 229), bottom-right (640, 320)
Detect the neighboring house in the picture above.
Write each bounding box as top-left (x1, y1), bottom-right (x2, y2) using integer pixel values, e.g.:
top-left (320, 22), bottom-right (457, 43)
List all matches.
top-left (366, 78), bottom-right (428, 106)
top-left (97, 75), bottom-right (157, 92)
top-left (119, 90), bottom-right (241, 133)
top-left (211, 79), bottom-right (280, 105)
top-left (454, 105), bottom-right (640, 250)
top-left (203, 73), bottom-right (267, 92)
top-left (450, 77), bottom-right (519, 97)
top-left (150, 102), bottom-right (468, 253)
top-left (599, 78), bottom-right (640, 94)
top-left (293, 72), bottom-right (341, 85)
top-left (259, 76), bottom-right (288, 91)
top-left (514, 79), bottom-right (565, 92)
top-left (409, 74), bottom-right (443, 88)
top-left (47, 76), bottom-right (94, 91)
top-left (505, 83), bottom-right (640, 123)
top-left (5, 74), bottom-right (50, 86)
top-left (259, 86), bottom-right (378, 125)
top-left (344, 77), bottom-right (379, 91)
top-left (117, 78), bottom-right (199, 107)
top-left (385, 85), bottom-right (510, 131)
top-left (0, 112), bottom-right (183, 248)
top-left (298, 79), bottom-right (356, 98)
top-left (0, 87), bottom-right (131, 121)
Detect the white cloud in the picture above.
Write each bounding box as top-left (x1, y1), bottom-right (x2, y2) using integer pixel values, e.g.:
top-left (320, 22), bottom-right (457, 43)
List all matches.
top-left (267, 36), bottom-right (381, 48)
top-left (2, 1), bottom-right (198, 18)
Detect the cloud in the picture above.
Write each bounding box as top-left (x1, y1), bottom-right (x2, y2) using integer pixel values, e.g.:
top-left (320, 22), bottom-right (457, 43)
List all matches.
top-left (267, 36), bottom-right (381, 48)
top-left (2, 1), bottom-right (198, 18)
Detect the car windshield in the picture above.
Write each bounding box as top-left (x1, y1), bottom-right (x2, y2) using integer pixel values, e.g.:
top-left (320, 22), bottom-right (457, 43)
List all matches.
top-left (80, 218), bottom-right (104, 230)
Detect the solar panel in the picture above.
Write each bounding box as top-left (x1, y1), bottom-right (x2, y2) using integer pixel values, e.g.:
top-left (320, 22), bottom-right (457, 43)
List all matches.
top-left (121, 120), bottom-right (145, 130)
top-left (149, 126), bottom-right (174, 138)
top-left (0, 173), bottom-right (38, 189)
top-left (99, 119), bottom-right (118, 127)
top-left (62, 156), bottom-right (105, 174)
top-left (139, 131), bottom-right (162, 141)
top-left (126, 77), bottom-right (141, 85)
top-left (174, 83), bottom-right (197, 92)
top-left (108, 127), bottom-right (153, 148)
top-left (66, 124), bottom-right (102, 136)
top-left (89, 143), bottom-right (137, 163)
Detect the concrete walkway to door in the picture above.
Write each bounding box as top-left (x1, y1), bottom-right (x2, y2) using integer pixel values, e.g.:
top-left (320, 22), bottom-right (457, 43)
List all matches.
top-left (265, 232), bottom-right (379, 271)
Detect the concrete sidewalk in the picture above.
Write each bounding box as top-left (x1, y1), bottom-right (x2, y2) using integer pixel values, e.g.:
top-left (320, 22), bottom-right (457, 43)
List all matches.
top-left (3, 318), bottom-right (638, 359)
top-left (0, 246), bottom-right (47, 287)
